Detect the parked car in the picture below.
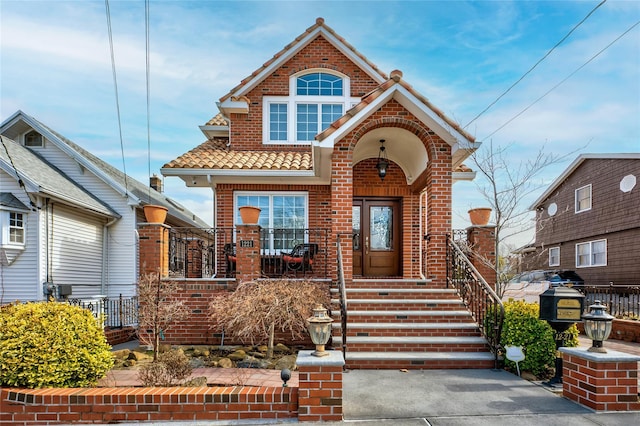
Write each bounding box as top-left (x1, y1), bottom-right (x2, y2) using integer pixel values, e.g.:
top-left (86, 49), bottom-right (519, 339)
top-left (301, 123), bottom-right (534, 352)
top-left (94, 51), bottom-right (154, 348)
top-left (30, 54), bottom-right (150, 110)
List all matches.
top-left (503, 270), bottom-right (585, 302)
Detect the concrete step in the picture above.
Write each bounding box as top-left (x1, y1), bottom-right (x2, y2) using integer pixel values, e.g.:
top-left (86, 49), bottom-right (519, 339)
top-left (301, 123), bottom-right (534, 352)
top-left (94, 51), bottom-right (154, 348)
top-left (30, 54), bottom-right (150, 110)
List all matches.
top-left (336, 310), bottom-right (475, 322)
top-left (334, 336), bottom-right (488, 352)
top-left (344, 351), bottom-right (496, 370)
top-left (344, 298), bottom-right (465, 310)
top-left (333, 322), bottom-right (480, 337)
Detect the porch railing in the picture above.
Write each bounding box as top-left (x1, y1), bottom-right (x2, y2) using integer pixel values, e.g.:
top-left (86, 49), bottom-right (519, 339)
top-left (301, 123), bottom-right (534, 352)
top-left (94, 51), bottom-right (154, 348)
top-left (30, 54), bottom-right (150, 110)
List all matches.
top-left (67, 295), bottom-right (138, 329)
top-left (168, 227), bottom-right (330, 279)
top-left (446, 234), bottom-right (504, 369)
top-left (583, 285), bottom-right (640, 319)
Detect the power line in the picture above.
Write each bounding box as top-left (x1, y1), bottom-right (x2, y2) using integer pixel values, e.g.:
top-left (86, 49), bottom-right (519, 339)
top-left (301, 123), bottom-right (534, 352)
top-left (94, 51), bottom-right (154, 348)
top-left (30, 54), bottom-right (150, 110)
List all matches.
top-left (464, 0), bottom-right (608, 129)
top-left (481, 19), bottom-right (640, 142)
top-left (104, 0), bottom-right (129, 195)
top-left (145, 0), bottom-right (152, 201)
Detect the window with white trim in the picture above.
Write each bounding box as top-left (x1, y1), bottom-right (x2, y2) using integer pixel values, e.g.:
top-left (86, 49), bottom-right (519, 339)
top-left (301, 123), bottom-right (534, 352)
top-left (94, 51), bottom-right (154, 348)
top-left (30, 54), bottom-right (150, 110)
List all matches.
top-left (576, 239), bottom-right (606, 267)
top-left (548, 247), bottom-right (560, 267)
top-left (575, 184), bottom-right (592, 213)
top-left (235, 192), bottom-right (308, 251)
top-left (263, 70), bottom-right (359, 144)
top-left (1, 210), bottom-right (26, 247)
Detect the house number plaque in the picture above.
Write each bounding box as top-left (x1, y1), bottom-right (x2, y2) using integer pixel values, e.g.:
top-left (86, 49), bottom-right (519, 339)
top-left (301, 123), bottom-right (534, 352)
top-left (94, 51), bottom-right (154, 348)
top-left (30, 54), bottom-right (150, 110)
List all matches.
top-left (239, 240), bottom-right (254, 248)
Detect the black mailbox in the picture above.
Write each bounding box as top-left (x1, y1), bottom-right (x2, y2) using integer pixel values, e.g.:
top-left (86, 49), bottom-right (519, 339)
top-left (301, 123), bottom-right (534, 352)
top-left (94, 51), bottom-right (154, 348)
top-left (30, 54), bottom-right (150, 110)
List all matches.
top-left (539, 286), bottom-right (585, 323)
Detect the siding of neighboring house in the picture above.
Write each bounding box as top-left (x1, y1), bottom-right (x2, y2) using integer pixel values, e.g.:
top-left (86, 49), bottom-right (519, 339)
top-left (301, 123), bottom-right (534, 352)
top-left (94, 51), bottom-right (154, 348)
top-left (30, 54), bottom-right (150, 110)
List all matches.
top-left (531, 158), bottom-right (640, 286)
top-left (0, 173), bottom-right (41, 302)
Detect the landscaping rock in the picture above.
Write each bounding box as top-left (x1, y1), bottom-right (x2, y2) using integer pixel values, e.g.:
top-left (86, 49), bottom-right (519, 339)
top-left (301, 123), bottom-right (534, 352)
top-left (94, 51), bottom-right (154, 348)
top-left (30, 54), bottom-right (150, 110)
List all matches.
top-left (112, 349), bottom-right (131, 360)
top-left (274, 343), bottom-right (290, 353)
top-left (189, 358), bottom-right (206, 369)
top-left (249, 351), bottom-right (266, 359)
top-left (128, 351), bottom-right (153, 362)
top-left (272, 354), bottom-right (297, 371)
top-left (257, 345), bottom-right (268, 353)
top-left (183, 376), bottom-right (208, 387)
top-left (218, 358), bottom-right (233, 368)
top-left (237, 356), bottom-right (270, 369)
top-left (228, 349), bottom-right (247, 361)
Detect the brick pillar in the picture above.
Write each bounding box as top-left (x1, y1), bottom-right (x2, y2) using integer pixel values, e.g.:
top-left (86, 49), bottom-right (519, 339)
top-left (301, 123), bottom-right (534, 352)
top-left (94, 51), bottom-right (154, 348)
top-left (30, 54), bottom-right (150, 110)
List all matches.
top-left (186, 239), bottom-right (202, 278)
top-left (138, 223), bottom-right (170, 277)
top-left (466, 226), bottom-right (496, 288)
top-left (560, 347), bottom-right (640, 411)
top-left (236, 225), bottom-right (261, 281)
top-left (296, 351), bottom-right (345, 422)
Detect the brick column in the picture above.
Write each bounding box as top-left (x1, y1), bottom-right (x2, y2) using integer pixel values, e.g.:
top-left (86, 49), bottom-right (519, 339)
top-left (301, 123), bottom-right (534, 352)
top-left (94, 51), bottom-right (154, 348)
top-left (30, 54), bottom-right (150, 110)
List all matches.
top-left (236, 225), bottom-right (261, 281)
top-left (560, 347), bottom-right (640, 411)
top-left (466, 225), bottom-right (496, 288)
top-left (138, 223), bottom-right (170, 277)
top-left (296, 351), bottom-right (345, 422)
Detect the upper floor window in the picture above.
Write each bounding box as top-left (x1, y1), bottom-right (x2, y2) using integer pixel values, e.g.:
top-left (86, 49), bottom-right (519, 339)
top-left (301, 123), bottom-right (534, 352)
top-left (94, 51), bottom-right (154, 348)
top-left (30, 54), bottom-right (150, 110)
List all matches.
top-left (1, 210), bottom-right (26, 247)
top-left (576, 239), bottom-right (606, 268)
top-left (24, 130), bottom-right (43, 147)
top-left (548, 247), bottom-right (560, 267)
top-left (575, 184), bottom-right (592, 213)
top-left (263, 70), bottom-right (358, 144)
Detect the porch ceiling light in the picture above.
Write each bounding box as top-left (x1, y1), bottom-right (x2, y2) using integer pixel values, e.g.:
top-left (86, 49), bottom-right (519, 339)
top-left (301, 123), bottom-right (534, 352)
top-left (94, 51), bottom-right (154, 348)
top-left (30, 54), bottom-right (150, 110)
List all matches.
top-left (306, 304), bottom-right (333, 357)
top-left (582, 300), bottom-right (614, 353)
top-left (376, 139), bottom-right (389, 181)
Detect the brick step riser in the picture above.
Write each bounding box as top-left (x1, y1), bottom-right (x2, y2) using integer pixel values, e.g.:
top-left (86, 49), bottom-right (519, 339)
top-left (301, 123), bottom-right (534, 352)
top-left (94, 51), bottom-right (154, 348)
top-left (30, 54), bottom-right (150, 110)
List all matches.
top-left (344, 293), bottom-right (461, 300)
top-left (344, 315), bottom-right (474, 322)
top-left (346, 303), bottom-right (464, 311)
top-left (344, 344), bottom-right (489, 352)
top-left (347, 282), bottom-right (447, 289)
top-left (344, 359), bottom-right (495, 369)
top-left (344, 330), bottom-right (481, 337)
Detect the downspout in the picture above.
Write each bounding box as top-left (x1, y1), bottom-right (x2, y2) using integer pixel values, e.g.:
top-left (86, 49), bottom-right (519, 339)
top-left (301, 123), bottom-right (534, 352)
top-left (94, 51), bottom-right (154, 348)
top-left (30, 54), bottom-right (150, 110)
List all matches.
top-left (101, 216), bottom-right (119, 296)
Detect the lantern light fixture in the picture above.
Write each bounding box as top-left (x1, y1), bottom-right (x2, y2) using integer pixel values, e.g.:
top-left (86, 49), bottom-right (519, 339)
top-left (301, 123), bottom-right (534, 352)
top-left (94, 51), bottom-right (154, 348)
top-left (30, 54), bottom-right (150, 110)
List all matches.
top-left (306, 304), bottom-right (333, 357)
top-left (581, 300), bottom-right (614, 353)
top-left (376, 139), bottom-right (389, 181)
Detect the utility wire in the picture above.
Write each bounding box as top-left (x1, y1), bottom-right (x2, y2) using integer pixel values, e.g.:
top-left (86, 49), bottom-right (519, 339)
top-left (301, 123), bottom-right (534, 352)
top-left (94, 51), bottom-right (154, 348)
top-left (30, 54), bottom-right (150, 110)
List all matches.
top-left (481, 19), bottom-right (640, 142)
top-left (145, 0), bottom-right (152, 202)
top-left (105, 0), bottom-right (129, 196)
top-left (464, 0), bottom-right (608, 129)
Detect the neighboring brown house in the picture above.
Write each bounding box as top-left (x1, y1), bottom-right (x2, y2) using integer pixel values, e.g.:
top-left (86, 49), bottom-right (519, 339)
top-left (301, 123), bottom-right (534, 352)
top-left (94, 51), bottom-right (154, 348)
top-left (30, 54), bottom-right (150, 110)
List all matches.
top-left (526, 153), bottom-right (640, 286)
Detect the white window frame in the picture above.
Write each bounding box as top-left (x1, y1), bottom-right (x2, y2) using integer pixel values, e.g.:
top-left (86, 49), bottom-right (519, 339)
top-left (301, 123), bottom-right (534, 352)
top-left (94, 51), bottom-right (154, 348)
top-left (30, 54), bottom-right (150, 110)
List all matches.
top-left (234, 191), bottom-right (309, 252)
top-left (0, 209), bottom-right (27, 248)
top-left (575, 239), bottom-right (607, 268)
top-left (548, 247), bottom-right (560, 267)
top-left (262, 69), bottom-right (359, 144)
top-left (575, 184), bottom-right (592, 213)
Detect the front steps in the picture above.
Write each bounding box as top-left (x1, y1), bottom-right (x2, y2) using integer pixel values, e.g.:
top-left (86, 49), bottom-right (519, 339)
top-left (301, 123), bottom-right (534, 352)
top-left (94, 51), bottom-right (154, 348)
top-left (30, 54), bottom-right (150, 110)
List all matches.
top-left (331, 279), bottom-right (496, 369)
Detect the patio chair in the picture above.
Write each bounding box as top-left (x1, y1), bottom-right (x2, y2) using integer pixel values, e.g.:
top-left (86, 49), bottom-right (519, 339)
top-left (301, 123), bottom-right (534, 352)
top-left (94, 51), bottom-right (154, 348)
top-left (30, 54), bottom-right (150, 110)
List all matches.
top-left (223, 243), bottom-right (236, 277)
top-left (281, 243), bottom-right (318, 275)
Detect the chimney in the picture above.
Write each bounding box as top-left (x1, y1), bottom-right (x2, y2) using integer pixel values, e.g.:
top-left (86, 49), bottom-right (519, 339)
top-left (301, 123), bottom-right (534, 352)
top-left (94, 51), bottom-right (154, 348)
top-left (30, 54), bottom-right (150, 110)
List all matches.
top-left (150, 174), bottom-right (163, 193)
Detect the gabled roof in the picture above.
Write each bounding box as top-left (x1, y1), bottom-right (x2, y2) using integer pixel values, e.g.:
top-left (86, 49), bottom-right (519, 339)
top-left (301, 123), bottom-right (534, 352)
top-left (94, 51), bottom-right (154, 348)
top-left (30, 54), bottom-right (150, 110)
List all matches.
top-left (0, 135), bottom-right (119, 217)
top-left (0, 192), bottom-right (31, 211)
top-left (530, 153), bottom-right (640, 210)
top-left (218, 17), bottom-right (387, 112)
top-left (0, 111), bottom-right (209, 227)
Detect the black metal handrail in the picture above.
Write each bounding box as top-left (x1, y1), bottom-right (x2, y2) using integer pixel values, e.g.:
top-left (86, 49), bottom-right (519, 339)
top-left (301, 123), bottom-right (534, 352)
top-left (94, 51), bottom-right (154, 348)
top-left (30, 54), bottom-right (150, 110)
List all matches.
top-left (169, 227), bottom-right (235, 278)
top-left (336, 234), bottom-right (348, 358)
top-left (259, 228), bottom-right (329, 278)
top-left (583, 285), bottom-right (640, 319)
top-left (446, 234), bottom-right (504, 368)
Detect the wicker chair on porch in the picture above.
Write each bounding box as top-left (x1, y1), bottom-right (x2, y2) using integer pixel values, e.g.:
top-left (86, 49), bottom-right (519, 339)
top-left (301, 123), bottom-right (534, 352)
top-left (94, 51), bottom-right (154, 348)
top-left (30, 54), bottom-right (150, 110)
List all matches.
top-left (281, 243), bottom-right (318, 275)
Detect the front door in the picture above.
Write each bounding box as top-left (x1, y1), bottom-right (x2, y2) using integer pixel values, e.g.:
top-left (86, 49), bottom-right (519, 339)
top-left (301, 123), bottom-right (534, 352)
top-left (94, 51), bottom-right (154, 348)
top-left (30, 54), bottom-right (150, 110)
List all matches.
top-left (352, 198), bottom-right (400, 277)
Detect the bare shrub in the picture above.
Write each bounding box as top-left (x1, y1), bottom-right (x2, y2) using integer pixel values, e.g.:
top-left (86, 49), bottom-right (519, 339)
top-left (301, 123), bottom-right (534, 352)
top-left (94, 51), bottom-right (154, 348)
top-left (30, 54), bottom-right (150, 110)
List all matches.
top-left (209, 279), bottom-right (329, 358)
top-left (138, 349), bottom-right (192, 387)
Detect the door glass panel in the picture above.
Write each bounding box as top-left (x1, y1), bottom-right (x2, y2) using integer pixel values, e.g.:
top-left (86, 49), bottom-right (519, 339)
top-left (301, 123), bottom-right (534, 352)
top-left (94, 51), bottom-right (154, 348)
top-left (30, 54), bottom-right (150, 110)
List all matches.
top-left (352, 206), bottom-right (361, 250)
top-left (370, 206), bottom-right (392, 250)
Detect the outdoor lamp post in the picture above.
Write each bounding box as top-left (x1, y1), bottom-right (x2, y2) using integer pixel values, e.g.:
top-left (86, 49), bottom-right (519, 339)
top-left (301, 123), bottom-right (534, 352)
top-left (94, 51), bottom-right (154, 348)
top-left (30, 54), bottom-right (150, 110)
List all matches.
top-left (307, 304), bottom-right (333, 357)
top-left (582, 300), bottom-right (614, 353)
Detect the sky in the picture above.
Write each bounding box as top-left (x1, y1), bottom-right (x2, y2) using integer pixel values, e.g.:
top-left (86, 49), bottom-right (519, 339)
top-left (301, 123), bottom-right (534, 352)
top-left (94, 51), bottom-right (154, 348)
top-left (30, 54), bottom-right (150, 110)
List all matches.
top-left (1, 0), bottom-right (639, 249)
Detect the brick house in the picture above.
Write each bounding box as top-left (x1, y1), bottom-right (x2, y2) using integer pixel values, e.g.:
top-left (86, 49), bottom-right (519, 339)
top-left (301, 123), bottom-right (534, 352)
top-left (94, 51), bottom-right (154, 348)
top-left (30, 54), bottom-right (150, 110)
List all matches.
top-left (526, 153), bottom-right (640, 286)
top-left (159, 18), bottom-right (500, 369)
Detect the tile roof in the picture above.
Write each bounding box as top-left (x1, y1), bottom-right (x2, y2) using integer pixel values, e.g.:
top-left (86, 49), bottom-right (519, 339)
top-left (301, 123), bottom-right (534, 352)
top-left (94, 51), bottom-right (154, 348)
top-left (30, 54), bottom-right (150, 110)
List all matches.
top-left (205, 114), bottom-right (228, 126)
top-left (317, 70), bottom-right (475, 143)
top-left (219, 17), bottom-right (387, 103)
top-left (163, 139), bottom-right (312, 171)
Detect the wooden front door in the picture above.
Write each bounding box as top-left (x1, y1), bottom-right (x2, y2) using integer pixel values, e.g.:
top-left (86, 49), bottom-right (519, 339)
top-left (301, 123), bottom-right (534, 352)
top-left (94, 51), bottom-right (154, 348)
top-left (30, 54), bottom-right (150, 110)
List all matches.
top-left (352, 198), bottom-right (401, 277)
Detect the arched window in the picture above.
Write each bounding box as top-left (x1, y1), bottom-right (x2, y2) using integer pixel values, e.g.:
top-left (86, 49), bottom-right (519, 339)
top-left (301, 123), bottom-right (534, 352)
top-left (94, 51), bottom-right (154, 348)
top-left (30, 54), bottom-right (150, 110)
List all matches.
top-left (263, 71), bottom-right (357, 144)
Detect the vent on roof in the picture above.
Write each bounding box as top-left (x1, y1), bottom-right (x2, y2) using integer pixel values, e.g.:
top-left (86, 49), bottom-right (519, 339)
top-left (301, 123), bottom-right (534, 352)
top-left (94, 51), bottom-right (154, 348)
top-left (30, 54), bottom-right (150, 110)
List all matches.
top-left (24, 130), bottom-right (43, 147)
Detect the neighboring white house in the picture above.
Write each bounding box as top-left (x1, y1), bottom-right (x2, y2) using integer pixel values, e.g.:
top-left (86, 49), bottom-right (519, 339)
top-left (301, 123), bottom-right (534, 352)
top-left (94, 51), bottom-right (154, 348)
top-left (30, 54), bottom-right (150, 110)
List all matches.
top-left (0, 111), bottom-right (208, 303)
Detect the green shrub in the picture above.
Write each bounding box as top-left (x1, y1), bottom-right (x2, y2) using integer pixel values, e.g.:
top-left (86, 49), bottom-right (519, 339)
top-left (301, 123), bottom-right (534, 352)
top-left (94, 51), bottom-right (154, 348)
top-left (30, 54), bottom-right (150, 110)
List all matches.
top-left (500, 300), bottom-right (578, 377)
top-left (0, 302), bottom-right (114, 388)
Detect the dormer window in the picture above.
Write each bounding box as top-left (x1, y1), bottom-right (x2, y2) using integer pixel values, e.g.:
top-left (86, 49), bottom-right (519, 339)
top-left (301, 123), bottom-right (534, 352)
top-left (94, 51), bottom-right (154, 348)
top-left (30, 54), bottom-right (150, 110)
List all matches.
top-left (24, 130), bottom-right (43, 147)
top-left (263, 70), bottom-right (358, 144)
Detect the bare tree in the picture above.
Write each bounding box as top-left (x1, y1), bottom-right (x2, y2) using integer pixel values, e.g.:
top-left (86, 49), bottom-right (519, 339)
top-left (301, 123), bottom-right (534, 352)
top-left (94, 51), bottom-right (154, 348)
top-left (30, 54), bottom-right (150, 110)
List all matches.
top-left (137, 272), bottom-right (189, 361)
top-left (469, 141), bottom-right (576, 295)
top-left (209, 279), bottom-right (329, 358)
